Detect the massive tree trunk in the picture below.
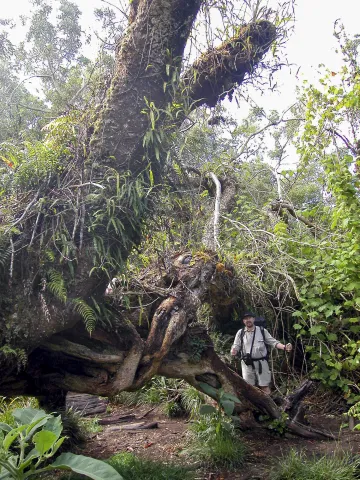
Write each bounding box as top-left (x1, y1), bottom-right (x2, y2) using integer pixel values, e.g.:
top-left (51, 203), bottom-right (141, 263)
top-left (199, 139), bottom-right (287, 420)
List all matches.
top-left (0, 1), bottom-right (276, 353)
top-left (0, 0), bottom-right (322, 438)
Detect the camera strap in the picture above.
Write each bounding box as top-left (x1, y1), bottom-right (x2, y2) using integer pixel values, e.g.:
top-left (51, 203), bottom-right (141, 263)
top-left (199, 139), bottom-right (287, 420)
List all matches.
top-left (240, 326), bottom-right (257, 361)
top-left (241, 327), bottom-right (269, 373)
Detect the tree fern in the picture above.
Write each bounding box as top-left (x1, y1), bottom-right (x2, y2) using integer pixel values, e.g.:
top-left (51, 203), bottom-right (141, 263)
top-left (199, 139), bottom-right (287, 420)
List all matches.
top-left (72, 298), bottom-right (97, 333)
top-left (47, 270), bottom-right (67, 303)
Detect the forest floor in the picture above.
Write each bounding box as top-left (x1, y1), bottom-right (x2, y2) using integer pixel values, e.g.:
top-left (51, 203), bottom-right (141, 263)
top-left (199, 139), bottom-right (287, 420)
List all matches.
top-left (78, 402), bottom-right (360, 480)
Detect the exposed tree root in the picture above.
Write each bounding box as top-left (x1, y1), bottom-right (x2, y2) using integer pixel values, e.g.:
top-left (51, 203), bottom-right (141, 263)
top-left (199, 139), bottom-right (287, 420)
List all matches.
top-left (0, 251), bottom-right (332, 440)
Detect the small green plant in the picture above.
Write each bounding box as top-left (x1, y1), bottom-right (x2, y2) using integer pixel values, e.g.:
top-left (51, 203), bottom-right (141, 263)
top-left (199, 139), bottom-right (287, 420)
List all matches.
top-left (78, 416), bottom-right (103, 435)
top-left (185, 383), bottom-right (245, 468)
top-left (0, 407), bottom-right (122, 479)
top-left (198, 382), bottom-right (240, 417)
top-left (267, 411), bottom-right (289, 436)
top-left (186, 414), bottom-right (245, 468)
top-left (163, 400), bottom-right (183, 418)
top-left (180, 386), bottom-right (205, 418)
top-left (270, 449), bottom-right (360, 480)
top-left (62, 452), bottom-right (195, 480)
top-left (343, 401), bottom-right (360, 430)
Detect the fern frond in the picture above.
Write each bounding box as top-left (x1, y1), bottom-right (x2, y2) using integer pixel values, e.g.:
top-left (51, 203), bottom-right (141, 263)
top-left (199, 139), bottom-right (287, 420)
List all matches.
top-left (44, 249), bottom-right (55, 262)
top-left (47, 270), bottom-right (67, 303)
top-left (72, 298), bottom-right (97, 333)
top-left (0, 244), bottom-right (12, 269)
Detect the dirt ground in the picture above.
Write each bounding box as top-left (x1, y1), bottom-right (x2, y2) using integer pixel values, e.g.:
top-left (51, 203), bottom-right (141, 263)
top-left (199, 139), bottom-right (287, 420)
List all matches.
top-left (78, 404), bottom-right (360, 480)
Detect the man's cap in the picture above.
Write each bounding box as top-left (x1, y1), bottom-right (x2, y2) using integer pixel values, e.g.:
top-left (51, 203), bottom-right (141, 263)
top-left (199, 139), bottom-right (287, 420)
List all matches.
top-left (242, 311), bottom-right (256, 319)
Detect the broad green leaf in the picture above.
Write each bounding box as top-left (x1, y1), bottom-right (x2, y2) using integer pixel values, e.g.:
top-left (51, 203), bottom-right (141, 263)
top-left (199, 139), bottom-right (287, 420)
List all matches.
top-left (25, 415), bottom-right (52, 440)
top-left (327, 333), bottom-right (338, 341)
top-left (51, 452), bottom-right (123, 480)
top-left (13, 408), bottom-right (47, 426)
top-left (0, 468), bottom-right (12, 479)
top-left (44, 415), bottom-right (63, 440)
top-left (33, 430), bottom-right (57, 455)
top-left (221, 400), bottom-right (235, 416)
top-left (309, 325), bottom-right (323, 335)
top-left (199, 404), bottom-right (217, 416)
top-left (0, 423), bottom-right (12, 433)
top-left (198, 382), bottom-right (218, 398)
top-left (50, 436), bottom-right (66, 456)
top-left (3, 424), bottom-right (27, 451)
top-left (22, 448), bottom-right (41, 470)
top-left (221, 393), bottom-right (241, 403)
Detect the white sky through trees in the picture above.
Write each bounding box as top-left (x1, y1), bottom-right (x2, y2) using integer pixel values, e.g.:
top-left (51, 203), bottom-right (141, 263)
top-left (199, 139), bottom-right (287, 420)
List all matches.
top-left (1, 0), bottom-right (359, 169)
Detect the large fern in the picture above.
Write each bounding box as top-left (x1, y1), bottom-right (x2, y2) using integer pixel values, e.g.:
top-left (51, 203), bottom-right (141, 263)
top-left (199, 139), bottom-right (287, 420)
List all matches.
top-left (47, 270), bottom-right (67, 303)
top-left (72, 298), bottom-right (97, 333)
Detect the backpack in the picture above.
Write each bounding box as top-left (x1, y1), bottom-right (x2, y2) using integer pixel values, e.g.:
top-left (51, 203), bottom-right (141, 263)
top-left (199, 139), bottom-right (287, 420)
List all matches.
top-left (254, 316), bottom-right (266, 329)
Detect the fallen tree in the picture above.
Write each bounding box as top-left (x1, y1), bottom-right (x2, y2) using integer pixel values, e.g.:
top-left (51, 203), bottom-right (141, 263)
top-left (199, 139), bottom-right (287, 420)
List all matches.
top-left (2, 250), bottom-right (332, 438)
top-left (0, 1), bottom-right (329, 438)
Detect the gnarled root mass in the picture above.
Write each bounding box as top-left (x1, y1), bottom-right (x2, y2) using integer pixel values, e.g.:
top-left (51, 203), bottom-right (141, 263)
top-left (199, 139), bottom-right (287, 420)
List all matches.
top-left (0, 251), bottom-right (331, 439)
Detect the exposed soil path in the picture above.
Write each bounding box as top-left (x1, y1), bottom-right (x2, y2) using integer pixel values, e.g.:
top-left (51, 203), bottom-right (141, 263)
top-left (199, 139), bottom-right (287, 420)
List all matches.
top-left (77, 404), bottom-right (360, 480)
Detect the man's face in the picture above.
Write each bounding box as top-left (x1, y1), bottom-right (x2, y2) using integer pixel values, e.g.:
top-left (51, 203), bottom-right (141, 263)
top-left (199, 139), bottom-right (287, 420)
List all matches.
top-left (243, 316), bottom-right (255, 329)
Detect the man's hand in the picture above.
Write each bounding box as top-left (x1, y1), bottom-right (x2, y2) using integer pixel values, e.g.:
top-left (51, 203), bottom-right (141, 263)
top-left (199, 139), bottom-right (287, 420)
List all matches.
top-left (230, 347), bottom-right (238, 356)
top-left (285, 343), bottom-right (292, 352)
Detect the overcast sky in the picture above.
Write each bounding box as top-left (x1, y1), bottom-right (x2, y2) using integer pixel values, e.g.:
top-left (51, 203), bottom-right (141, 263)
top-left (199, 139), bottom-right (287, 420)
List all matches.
top-left (2, 0), bottom-right (359, 111)
top-left (1, 0), bottom-right (359, 169)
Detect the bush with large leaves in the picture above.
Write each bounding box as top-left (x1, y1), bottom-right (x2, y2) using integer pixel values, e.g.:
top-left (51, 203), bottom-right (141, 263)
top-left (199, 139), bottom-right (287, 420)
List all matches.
top-left (0, 407), bottom-right (122, 480)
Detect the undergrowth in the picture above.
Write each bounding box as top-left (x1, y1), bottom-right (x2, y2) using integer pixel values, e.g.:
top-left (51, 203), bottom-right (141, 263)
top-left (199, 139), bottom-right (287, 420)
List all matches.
top-left (60, 452), bottom-right (195, 480)
top-left (113, 376), bottom-right (205, 418)
top-left (0, 396), bottom-right (38, 426)
top-left (185, 414), bottom-right (246, 469)
top-left (270, 449), bottom-right (360, 480)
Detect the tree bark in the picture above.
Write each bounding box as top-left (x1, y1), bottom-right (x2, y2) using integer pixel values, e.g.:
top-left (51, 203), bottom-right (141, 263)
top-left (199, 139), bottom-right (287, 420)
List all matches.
top-left (1, 0), bottom-right (323, 439)
top-left (0, 251), bottom-right (331, 438)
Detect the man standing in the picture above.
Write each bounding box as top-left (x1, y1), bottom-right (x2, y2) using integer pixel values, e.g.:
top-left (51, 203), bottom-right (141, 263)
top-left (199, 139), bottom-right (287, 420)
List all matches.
top-left (230, 312), bottom-right (292, 395)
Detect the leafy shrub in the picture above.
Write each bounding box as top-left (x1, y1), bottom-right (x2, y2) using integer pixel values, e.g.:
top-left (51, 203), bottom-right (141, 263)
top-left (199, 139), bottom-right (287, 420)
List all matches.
top-left (62, 452), bottom-right (195, 480)
top-left (0, 407), bottom-right (122, 479)
top-left (184, 383), bottom-right (245, 468)
top-left (270, 449), bottom-right (360, 480)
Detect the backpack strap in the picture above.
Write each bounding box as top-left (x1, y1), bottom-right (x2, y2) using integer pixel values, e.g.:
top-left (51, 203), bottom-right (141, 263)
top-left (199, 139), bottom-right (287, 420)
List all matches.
top-left (260, 326), bottom-right (269, 359)
top-left (239, 328), bottom-right (245, 357)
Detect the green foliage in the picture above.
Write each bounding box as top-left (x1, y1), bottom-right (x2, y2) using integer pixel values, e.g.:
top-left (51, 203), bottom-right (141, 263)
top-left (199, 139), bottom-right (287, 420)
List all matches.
top-left (77, 417), bottom-right (103, 435)
top-left (188, 335), bottom-right (208, 363)
top-left (198, 383), bottom-right (241, 417)
top-left (0, 347), bottom-right (27, 372)
top-left (71, 298), bottom-right (97, 333)
top-left (62, 452), bottom-right (195, 480)
top-left (0, 407), bottom-right (122, 479)
top-left (344, 402), bottom-right (360, 431)
top-left (48, 270), bottom-right (67, 304)
top-left (179, 386), bottom-right (205, 418)
top-left (287, 29), bottom-right (360, 400)
top-left (184, 383), bottom-right (244, 468)
top-left (0, 398), bottom-right (38, 427)
top-left (258, 411), bottom-right (289, 436)
top-left (186, 413), bottom-right (245, 469)
top-left (113, 377), bottom-right (205, 418)
top-left (270, 450), bottom-right (360, 480)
